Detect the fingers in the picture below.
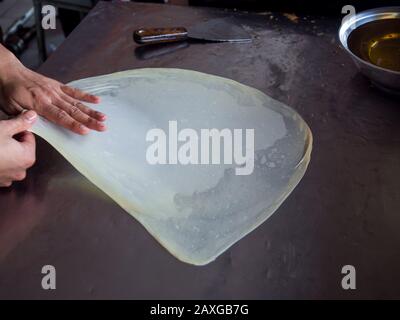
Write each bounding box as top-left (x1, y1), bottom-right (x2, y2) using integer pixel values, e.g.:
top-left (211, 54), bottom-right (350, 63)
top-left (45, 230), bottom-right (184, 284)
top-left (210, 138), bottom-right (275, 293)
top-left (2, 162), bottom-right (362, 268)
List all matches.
top-left (54, 98), bottom-right (107, 132)
top-left (0, 111), bottom-right (37, 136)
top-left (0, 113), bottom-right (37, 188)
top-left (0, 181), bottom-right (12, 188)
top-left (60, 92), bottom-right (106, 122)
top-left (0, 170), bottom-right (29, 187)
top-left (0, 132), bottom-right (36, 188)
top-left (61, 85), bottom-right (100, 104)
top-left (43, 104), bottom-right (91, 135)
top-left (76, 100), bottom-right (107, 122)
top-left (13, 130), bottom-right (36, 169)
top-left (11, 171), bottom-right (27, 181)
top-left (18, 131), bottom-right (36, 165)
top-left (1, 101), bottom-right (24, 116)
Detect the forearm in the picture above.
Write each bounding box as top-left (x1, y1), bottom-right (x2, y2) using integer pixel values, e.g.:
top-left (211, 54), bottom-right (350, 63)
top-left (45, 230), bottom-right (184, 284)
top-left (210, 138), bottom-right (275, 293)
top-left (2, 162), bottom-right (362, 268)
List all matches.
top-left (0, 44), bottom-right (23, 86)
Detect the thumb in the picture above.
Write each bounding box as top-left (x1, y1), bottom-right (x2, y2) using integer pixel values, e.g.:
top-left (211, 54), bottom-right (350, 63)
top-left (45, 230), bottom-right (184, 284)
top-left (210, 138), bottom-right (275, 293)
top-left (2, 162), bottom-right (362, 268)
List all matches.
top-left (4, 111), bottom-right (37, 136)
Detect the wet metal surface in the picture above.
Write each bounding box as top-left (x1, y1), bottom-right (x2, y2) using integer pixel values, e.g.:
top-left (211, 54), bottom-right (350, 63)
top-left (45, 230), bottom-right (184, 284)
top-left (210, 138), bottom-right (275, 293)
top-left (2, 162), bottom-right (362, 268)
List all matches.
top-left (188, 17), bottom-right (252, 42)
top-left (0, 2), bottom-right (399, 299)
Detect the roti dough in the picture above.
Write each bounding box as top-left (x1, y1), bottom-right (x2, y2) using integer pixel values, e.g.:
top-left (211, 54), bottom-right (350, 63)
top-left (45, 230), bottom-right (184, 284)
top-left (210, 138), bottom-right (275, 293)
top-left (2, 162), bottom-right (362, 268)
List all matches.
top-left (31, 68), bottom-right (312, 265)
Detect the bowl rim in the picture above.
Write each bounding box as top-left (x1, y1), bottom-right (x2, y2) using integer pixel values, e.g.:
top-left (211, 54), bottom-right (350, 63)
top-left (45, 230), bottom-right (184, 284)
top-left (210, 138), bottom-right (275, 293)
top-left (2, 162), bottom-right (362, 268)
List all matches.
top-left (338, 6), bottom-right (400, 76)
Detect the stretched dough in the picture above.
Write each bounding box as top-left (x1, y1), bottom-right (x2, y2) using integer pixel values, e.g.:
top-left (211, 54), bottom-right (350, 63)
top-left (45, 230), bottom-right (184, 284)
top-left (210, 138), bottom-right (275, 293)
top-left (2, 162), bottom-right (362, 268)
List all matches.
top-left (31, 68), bottom-right (312, 265)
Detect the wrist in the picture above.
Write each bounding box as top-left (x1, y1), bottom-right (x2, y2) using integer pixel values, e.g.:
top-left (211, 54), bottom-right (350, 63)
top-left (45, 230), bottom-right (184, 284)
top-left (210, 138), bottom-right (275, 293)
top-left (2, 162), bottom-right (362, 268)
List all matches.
top-left (0, 47), bottom-right (23, 85)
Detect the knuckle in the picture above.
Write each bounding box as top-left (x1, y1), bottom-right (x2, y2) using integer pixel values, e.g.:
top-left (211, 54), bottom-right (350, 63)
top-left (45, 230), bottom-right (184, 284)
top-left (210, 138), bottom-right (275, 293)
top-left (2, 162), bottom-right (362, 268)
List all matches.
top-left (32, 94), bottom-right (47, 106)
top-left (69, 105), bottom-right (80, 116)
top-left (30, 88), bottom-right (45, 100)
top-left (48, 92), bottom-right (58, 101)
top-left (28, 87), bottom-right (39, 96)
top-left (72, 121), bottom-right (83, 131)
top-left (88, 117), bottom-right (98, 126)
top-left (27, 156), bottom-right (36, 168)
top-left (77, 102), bottom-right (88, 112)
top-left (55, 109), bottom-right (68, 120)
top-left (13, 171), bottom-right (27, 181)
top-left (33, 95), bottom-right (44, 104)
top-left (23, 154), bottom-right (36, 168)
top-left (0, 181), bottom-right (12, 187)
top-left (43, 84), bottom-right (53, 91)
top-left (40, 84), bottom-right (55, 96)
top-left (61, 87), bottom-right (71, 95)
top-left (72, 88), bottom-right (82, 97)
top-left (63, 85), bottom-right (74, 92)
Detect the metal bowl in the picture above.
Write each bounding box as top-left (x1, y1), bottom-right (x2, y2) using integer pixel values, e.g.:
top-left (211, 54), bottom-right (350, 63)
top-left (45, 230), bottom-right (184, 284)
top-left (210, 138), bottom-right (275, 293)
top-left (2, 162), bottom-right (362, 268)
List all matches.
top-left (339, 7), bottom-right (400, 94)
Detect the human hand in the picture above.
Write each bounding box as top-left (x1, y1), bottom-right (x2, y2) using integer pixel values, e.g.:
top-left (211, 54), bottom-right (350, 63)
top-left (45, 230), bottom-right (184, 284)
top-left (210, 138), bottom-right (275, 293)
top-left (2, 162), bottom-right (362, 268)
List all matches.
top-left (0, 51), bottom-right (106, 135)
top-left (0, 111), bottom-right (37, 187)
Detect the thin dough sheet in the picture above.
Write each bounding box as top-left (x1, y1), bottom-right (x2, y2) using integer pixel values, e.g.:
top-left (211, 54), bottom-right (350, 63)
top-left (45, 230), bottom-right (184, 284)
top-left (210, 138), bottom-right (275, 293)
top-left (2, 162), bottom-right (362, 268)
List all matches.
top-left (31, 68), bottom-right (312, 265)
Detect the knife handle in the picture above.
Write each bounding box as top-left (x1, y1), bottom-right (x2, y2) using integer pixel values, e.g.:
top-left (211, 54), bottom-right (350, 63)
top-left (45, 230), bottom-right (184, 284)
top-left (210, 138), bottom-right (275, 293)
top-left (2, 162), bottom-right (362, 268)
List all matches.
top-left (133, 27), bottom-right (188, 44)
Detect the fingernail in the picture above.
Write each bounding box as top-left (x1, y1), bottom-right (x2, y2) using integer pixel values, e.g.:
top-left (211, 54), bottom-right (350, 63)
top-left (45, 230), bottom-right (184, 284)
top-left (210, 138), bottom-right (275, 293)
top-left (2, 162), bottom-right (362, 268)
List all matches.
top-left (24, 111), bottom-right (37, 123)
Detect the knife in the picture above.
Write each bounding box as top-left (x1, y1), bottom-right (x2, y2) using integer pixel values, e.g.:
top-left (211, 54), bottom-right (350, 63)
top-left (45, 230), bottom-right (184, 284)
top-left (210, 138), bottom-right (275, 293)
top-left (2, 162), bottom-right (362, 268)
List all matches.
top-left (133, 17), bottom-right (252, 45)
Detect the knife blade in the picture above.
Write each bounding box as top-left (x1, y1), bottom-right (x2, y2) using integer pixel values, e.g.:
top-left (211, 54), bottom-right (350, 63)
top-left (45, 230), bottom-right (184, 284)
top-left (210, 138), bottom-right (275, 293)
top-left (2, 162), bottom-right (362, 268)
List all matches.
top-left (133, 17), bottom-right (252, 45)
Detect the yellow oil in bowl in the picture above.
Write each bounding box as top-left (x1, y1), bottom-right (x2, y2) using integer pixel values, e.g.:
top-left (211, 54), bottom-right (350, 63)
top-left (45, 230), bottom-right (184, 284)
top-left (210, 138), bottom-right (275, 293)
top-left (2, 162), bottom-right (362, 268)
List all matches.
top-left (348, 19), bottom-right (400, 72)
